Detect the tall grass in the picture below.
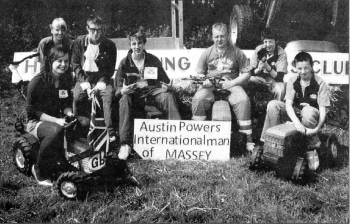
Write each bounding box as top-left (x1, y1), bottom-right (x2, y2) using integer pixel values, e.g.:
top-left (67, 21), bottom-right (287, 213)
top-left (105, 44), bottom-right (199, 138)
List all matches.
top-left (0, 90), bottom-right (348, 223)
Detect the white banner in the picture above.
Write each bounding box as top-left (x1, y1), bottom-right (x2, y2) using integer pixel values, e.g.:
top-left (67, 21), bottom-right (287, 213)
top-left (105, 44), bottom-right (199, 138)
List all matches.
top-left (133, 119), bottom-right (231, 161)
top-left (12, 49), bottom-right (348, 84)
top-left (11, 52), bottom-right (40, 83)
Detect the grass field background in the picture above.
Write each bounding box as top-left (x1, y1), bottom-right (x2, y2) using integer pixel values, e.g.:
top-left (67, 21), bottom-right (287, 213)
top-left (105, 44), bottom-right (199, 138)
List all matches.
top-left (0, 89), bottom-right (348, 223)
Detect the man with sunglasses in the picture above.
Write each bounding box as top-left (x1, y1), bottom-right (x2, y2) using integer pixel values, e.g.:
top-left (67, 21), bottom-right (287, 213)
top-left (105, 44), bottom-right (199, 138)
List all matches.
top-left (71, 15), bottom-right (117, 142)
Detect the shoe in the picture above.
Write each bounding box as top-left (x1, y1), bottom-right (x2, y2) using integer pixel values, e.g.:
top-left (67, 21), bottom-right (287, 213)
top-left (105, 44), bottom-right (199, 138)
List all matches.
top-left (306, 149), bottom-right (320, 171)
top-left (246, 142), bottom-right (255, 152)
top-left (31, 165), bottom-right (53, 187)
top-left (118, 144), bottom-right (132, 160)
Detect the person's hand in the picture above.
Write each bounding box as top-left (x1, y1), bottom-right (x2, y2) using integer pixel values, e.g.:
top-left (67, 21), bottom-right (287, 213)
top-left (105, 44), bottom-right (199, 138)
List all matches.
top-left (257, 61), bottom-right (265, 72)
top-left (121, 79), bottom-right (137, 95)
top-left (202, 78), bottom-right (213, 88)
top-left (86, 88), bottom-right (94, 98)
top-left (221, 77), bottom-right (233, 89)
top-left (305, 128), bottom-right (318, 136)
top-left (262, 62), bottom-right (272, 72)
top-left (66, 111), bottom-right (75, 118)
top-left (95, 82), bottom-right (106, 91)
top-left (9, 64), bottom-right (19, 72)
top-left (294, 122), bottom-right (306, 134)
top-left (300, 103), bottom-right (310, 107)
top-left (161, 79), bottom-right (174, 92)
top-left (55, 118), bottom-right (68, 127)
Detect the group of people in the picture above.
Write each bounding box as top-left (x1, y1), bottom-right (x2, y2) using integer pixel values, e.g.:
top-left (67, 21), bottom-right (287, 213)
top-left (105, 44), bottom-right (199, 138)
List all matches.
top-left (9, 15), bottom-right (330, 187)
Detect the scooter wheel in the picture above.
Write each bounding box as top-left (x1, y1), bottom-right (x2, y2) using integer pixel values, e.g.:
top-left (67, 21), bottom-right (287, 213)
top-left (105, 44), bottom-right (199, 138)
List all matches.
top-left (57, 171), bottom-right (84, 200)
top-left (249, 146), bottom-right (263, 168)
top-left (12, 137), bottom-right (33, 176)
top-left (292, 157), bottom-right (308, 181)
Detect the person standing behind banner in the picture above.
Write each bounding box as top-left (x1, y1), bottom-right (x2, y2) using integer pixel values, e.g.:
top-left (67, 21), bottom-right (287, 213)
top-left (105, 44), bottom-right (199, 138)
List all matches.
top-left (38, 18), bottom-right (73, 72)
top-left (249, 28), bottom-right (288, 101)
top-left (71, 15), bottom-right (117, 142)
top-left (191, 22), bottom-right (253, 151)
top-left (114, 30), bottom-right (181, 160)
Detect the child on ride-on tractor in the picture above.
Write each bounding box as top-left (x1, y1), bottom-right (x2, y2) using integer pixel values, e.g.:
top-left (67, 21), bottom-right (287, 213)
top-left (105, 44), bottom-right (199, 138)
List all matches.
top-left (259, 52), bottom-right (331, 171)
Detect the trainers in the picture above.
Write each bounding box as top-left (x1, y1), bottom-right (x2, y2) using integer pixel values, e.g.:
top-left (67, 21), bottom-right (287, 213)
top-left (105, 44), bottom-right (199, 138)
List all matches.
top-left (246, 142), bottom-right (255, 152)
top-left (31, 165), bottom-right (53, 187)
top-left (306, 150), bottom-right (320, 171)
top-left (118, 144), bottom-right (132, 160)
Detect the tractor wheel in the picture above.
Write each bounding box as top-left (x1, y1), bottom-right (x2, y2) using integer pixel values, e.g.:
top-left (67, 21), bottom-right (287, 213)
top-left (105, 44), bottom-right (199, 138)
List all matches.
top-left (249, 146), bottom-right (263, 168)
top-left (230, 4), bottom-right (256, 48)
top-left (326, 134), bottom-right (340, 166)
top-left (292, 157), bottom-right (308, 181)
top-left (57, 171), bottom-right (84, 200)
top-left (12, 137), bottom-right (34, 176)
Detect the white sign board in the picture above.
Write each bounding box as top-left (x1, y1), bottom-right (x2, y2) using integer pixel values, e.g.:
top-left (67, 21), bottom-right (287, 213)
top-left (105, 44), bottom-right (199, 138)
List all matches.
top-left (13, 49), bottom-right (348, 84)
top-left (133, 119), bottom-right (231, 161)
top-left (12, 52), bottom-right (40, 83)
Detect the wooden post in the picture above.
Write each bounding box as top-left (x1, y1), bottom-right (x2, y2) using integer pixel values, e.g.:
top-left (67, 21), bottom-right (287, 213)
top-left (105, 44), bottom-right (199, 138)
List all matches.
top-left (178, 0), bottom-right (184, 49)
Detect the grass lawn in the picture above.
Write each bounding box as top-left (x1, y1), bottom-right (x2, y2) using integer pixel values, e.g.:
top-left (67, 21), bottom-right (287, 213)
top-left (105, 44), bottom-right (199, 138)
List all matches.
top-left (0, 89), bottom-right (348, 223)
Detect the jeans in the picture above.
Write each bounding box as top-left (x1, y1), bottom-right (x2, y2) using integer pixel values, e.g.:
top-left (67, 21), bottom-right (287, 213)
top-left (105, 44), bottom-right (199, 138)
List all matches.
top-left (73, 81), bottom-right (115, 136)
top-left (35, 116), bottom-right (89, 179)
top-left (119, 87), bottom-right (181, 145)
top-left (260, 100), bottom-right (321, 148)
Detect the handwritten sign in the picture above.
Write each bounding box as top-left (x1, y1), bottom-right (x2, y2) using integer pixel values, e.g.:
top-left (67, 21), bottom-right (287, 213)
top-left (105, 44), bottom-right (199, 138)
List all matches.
top-left (133, 119), bottom-right (231, 161)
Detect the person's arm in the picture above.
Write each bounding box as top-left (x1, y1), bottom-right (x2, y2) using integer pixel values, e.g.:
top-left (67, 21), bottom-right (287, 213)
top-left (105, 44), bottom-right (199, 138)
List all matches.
top-left (284, 78), bottom-right (306, 133)
top-left (195, 48), bottom-right (212, 87)
top-left (264, 49), bottom-right (288, 82)
top-left (71, 38), bottom-right (88, 84)
top-left (97, 40), bottom-right (117, 84)
top-left (305, 80), bottom-right (330, 135)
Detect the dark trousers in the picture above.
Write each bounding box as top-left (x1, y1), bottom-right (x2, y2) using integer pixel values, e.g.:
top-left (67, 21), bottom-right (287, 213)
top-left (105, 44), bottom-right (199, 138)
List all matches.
top-left (119, 88), bottom-right (181, 145)
top-left (73, 81), bottom-right (115, 136)
top-left (36, 116), bottom-right (89, 179)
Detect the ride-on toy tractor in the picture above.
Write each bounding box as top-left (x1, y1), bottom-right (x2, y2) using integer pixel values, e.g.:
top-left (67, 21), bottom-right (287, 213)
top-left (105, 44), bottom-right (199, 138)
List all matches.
top-left (249, 122), bottom-right (340, 181)
top-left (12, 92), bottom-right (138, 200)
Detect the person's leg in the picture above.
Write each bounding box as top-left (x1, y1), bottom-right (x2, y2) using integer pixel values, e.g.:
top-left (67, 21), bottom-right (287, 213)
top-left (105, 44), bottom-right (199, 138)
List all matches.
top-left (265, 76), bottom-right (286, 101)
top-left (73, 81), bottom-right (90, 118)
top-left (300, 106), bottom-right (321, 148)
top-left (260, 100), bottom-right (288, 142)
top-left (191, 86), bottom-right (214, 120)
top-left (118, 93), bottom-right (144, 160)
top-left (34, 121), bottom-right (63, 184)
top-left (227, 86), bottom-right (252, 141)
top-left (100, 84), bottom-right (116, 138)
top-left (148, 88), bottom-right (181, 120)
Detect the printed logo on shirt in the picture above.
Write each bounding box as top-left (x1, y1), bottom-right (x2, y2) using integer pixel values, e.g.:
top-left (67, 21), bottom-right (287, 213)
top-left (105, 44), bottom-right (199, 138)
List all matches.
top-left (310, 94), bottom-right (317, 100)
top-left (208, 58), bottom-right (234, 73)
top-left (59, 90), bottom-right (68, 98)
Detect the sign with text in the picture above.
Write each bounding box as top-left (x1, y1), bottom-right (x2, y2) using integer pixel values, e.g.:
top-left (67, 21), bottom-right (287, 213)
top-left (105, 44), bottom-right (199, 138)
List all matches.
top-left (12, 52), bottom-right (40, 83)
top-left (133, 119), bottom-right (231, 161)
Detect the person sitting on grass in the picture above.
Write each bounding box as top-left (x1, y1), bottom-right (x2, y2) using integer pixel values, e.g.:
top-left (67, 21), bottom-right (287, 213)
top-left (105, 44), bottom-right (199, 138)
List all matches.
top-left (114, 29), bottom-right (181, 160)
top-left (249, 28), bottom-right (288, 101)
top-left (9, 46), bottom-right (89, 187)
top-left (191, 22), bottom-right (253, 152)
top-left (259, 52), bottom-right (330, 171)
